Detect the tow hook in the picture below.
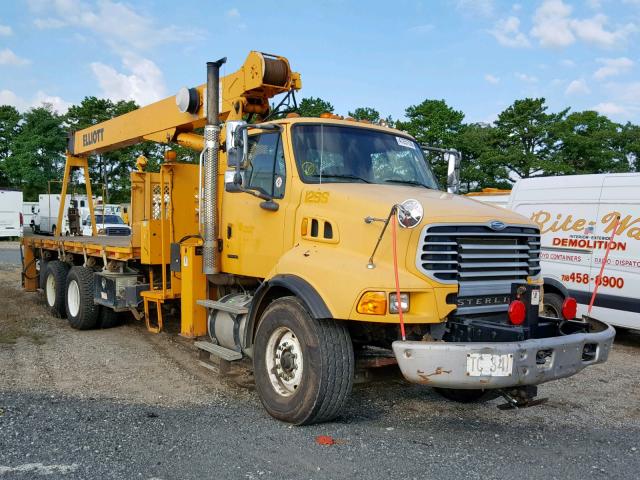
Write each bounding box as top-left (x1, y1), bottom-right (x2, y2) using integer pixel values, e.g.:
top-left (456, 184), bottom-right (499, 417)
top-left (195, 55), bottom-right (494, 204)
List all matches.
top-left (497, 386), bottom-right (548, 410)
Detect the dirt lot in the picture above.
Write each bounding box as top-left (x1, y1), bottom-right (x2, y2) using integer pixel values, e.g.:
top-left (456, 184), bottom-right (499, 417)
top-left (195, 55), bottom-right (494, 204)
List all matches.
top-left (0, 244), bottom-right (639, 479)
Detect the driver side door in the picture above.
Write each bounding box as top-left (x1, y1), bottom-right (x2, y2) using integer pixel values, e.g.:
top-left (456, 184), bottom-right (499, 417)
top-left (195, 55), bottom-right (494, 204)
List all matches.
top-left (221, 131), bottom-right (290, 278)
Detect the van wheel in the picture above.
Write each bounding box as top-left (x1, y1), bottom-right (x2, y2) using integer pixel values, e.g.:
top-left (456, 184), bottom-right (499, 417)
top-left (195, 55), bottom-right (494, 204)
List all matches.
top-left (253, 297), bottom-right (354, 425)
top-left (99, 307), bottom-right (121, 329)
top-left (542, 292), bottom-right (564, 319)
top-left (51, 225), bottom-right (56, 236)
top-left (45, 261), bottom-right (69, 317)
top-left (434, 387), bottom-right (491, 403)
top-left (65, 266), bottom-right (99, 330)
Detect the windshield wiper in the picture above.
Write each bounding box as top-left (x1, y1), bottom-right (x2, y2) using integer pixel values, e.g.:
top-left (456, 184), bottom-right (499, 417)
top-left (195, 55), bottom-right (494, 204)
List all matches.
top-left (384, 179), bottom-right (431, 188)
top-left (309, 174), bottom-right (371, 183)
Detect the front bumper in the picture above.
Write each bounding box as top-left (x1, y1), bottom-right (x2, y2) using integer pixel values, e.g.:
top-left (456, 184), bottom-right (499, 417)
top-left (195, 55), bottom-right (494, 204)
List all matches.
top-left (392, 317), bottom-right (615, 389)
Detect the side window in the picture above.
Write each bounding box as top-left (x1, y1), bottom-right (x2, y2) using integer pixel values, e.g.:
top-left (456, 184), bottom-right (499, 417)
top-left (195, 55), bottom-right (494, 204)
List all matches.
top-left (245, 133), bottom-right (286, 199)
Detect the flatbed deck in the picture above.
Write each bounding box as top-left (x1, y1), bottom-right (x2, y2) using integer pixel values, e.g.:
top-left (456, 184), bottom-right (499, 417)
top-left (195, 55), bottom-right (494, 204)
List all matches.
top-left (22, 232), bottom-right (139, 261)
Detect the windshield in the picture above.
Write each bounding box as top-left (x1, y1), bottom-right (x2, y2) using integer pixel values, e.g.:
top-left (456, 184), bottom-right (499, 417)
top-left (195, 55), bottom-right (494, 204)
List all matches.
top-left (292, 124), bottom-right (439, 189)
top-left (87, 215), bottom-right (123, 225)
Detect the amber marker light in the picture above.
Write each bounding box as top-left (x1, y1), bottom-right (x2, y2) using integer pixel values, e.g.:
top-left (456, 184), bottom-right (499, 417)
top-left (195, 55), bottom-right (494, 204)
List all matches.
top-left (357, 292), bottom-right (387, 315)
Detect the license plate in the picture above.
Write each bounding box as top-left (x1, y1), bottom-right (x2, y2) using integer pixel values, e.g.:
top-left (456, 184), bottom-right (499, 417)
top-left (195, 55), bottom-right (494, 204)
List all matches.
top-left (466, 353), bottom-right (513, 377)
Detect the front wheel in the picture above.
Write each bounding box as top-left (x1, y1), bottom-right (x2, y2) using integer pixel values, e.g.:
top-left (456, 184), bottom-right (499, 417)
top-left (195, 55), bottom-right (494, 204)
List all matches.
top-left (253, 297), bottom-right (354, 425)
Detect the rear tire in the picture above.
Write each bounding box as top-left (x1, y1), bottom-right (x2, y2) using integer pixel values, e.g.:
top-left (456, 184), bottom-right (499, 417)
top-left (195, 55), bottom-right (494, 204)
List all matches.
top-left (44, 261), bottom-right (69, 317)
top-left (39, 259), bottom-right (49, 292)
top-left (65, 266), bottom-right (99, 330)
top-left (253, 297), bottom-right (354, 425)
top-left (99, 307), bottom-right (121, 329)
top-left (434, 388), bottom-right (491, 403)
top-left (542, 292), bottom-right (564, 318)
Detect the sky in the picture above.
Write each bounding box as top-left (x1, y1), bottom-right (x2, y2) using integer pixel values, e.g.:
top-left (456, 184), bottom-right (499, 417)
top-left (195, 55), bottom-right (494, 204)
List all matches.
top-left (0, 0), bottom-right (639, 125)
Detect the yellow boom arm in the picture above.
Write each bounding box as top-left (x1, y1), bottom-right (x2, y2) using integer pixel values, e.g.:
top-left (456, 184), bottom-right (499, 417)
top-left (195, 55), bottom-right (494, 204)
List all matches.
top-left (59, 51), bottom-right (301, 235)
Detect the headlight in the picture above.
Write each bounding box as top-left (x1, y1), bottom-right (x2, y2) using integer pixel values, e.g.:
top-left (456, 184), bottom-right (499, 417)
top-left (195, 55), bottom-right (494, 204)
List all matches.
top-left (389, 293), bottom-right (409, 313)
top-left (397, 199), bottom-right (423, 229)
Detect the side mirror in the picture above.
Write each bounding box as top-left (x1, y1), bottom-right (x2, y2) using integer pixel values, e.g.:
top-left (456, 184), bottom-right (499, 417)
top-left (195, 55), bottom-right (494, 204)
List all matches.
top-left (226, 120), bottom-right (248, 169)
top-left (446, 150), bottom-right (461, 194)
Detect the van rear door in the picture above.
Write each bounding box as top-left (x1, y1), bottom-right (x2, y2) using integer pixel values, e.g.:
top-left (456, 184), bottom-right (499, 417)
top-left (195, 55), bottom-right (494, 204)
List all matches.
top-left (589, 174), bottom-right (640, 329)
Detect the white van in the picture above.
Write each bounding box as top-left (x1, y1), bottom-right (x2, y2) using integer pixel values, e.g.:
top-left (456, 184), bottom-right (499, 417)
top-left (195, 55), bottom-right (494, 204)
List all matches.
top-left (0, 189), bottom-right (23, 238)
top-left (508, 173), bottom-right (639, 330)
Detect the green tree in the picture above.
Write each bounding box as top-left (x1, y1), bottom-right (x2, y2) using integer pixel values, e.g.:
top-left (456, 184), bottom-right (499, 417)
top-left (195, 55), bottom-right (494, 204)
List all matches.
top-left (8, 105), bottom-right (67, 200)
top-left (456, 122), bottom-right (510, 192)
top-left (395, 99), bottom-right (465, 184)
top-left (489, 98), bottom-right (567, 182)
top-left (296, 97), bottom-right (334, 117)
top-left (620, 122), bottom-right (640, 172)
top-left (348, 107), bottom-right (380, 123)
top-left (0, 105), bottom-right (22, 186)
top-left (555, 110), bottom-right (626, 174)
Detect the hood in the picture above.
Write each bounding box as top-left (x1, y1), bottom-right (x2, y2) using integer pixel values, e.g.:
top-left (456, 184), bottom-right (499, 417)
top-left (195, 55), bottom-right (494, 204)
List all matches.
top-left (307, 183), bottom-right (531, 226)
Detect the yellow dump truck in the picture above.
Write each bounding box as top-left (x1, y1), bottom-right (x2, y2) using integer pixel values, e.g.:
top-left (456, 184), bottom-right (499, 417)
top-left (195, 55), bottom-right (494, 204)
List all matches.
top-left (21, 52), bottom-right (615, 424)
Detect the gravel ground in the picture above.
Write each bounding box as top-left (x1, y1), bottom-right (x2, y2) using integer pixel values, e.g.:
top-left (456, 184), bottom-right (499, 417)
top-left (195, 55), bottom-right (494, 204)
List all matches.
top-left (0, 245), bottom-right (639, 479)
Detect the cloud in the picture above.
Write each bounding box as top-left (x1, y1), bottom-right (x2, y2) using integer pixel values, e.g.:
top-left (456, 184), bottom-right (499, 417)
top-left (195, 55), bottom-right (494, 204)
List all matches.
top-left (90, 55), bottom-right (166, 106)
top-left (560, 59), bottom-right (576, 67)
top-left (531, 0), bottom-right (575, 47)
top-left (484, 74), bottom-right (500, 84)
top-left (226, 8), bottom-right (240, 18)
top-left (0, 24), bottom-right (12, 36)
top-left (408, 24), bottom-right (434, 34)
top-left (565, 78), bottom-right (590, 95)
top-left (531, 0), bottom-right (637, 48)
top-left (592, 102), bottom-right (627, 116)
top-left (0, 89), bottom-right (71, 113)
top-left (490, 16), bottom-right (531, 47)
top-left (0, 48), bottom-right (30, 66)
top-left (570, 14), bottom-right (637, 48)
top-left (455, 0), bottom-right (494, 17)
top-left (33, 17), bottom-right (66, 29)
top-left (27, 0), bottom-right (202, 53)
top-left (594, 57), bottom-right (634, 80)
top-left (515, 72), bottom-right (538, 83)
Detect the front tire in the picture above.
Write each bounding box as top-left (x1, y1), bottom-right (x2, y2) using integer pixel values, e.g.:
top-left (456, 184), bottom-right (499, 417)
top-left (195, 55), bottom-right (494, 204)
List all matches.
top-left (45, 261), bottom-right (69, 317)
top-left (65, 266), bottom-right (99, 330)
top-left (253, 297), bottom-right (354, 425)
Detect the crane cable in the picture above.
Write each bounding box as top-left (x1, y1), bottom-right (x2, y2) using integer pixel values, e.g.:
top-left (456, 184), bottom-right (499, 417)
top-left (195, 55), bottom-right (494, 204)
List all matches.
top-left (390, 211), bottom-right (406, 341)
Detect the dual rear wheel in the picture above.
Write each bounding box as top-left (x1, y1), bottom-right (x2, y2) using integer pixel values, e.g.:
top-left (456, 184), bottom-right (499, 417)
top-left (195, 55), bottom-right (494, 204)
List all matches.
top-left (42, 262), bottom-right (120, 329)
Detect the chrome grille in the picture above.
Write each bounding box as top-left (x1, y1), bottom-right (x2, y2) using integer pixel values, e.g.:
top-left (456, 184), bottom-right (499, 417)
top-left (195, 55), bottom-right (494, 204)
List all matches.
top-left (416, 223), bottom-right (541, 287)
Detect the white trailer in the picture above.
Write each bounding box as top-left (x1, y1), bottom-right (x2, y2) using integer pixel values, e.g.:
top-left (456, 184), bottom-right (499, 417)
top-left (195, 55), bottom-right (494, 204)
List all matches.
top-left (33, 194), bottom-right (71, 236)
top-left (0, 189), bottom-right (23, 238)
top-left (483, 173), bottom-right (640, 330)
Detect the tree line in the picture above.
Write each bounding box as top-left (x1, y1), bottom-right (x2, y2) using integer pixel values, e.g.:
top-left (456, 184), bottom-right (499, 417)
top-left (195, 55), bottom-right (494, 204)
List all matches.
top-left (1, 95), bottom-right (638, 201)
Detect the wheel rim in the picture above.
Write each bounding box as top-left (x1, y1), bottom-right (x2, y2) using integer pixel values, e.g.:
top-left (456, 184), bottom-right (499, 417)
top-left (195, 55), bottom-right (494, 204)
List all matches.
top-left (265, 326), bottom-right (304, 397)
top-left (45, 274), bottom-right (56, 307)
top-left (67, 279), bottom-right (80, 317)
top-left (542, 303), bottom-right (560, 318)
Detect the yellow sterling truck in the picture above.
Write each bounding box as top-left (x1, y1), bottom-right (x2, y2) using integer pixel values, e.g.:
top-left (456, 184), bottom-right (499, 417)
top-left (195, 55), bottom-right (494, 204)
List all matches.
top-left (21, 51), bottom-right (615, 425)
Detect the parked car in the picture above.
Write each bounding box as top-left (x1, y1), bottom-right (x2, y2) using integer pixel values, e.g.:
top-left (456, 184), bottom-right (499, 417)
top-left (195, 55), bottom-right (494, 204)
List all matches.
top-left (82, 213), bottom-right (131, 236)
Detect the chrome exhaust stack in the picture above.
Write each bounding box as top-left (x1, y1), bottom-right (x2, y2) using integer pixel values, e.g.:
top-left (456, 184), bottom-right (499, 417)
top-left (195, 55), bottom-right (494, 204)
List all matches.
top-left (202, 57), bottom-right (226, 275)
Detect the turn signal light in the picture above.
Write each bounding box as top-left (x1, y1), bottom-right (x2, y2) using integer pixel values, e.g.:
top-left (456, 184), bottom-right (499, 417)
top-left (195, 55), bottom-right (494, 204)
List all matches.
top-left (562, 297), bottom-right (577, 320)
top-left (357, 291), bottom-right (387, 315)
top-left (508, 300), bottom-right (526, 325)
